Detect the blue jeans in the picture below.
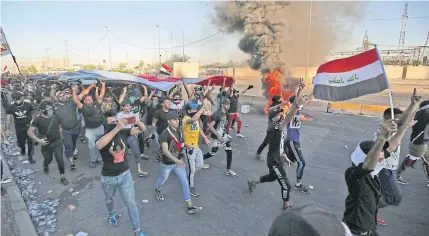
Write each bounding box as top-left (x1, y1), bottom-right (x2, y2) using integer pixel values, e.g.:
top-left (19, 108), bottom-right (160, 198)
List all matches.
top-left (155, 163), bottom-right (191, 202)
top-left (85, 125), bottom-right (104, 163)
top-left (62, 125), bottom-right (80, 158)
top-left (378, 168), bottom-right (402, 208)
top-left (100, 170), bottom-right (140, 231)
top-left (127, 135), bottom-right (141, 164)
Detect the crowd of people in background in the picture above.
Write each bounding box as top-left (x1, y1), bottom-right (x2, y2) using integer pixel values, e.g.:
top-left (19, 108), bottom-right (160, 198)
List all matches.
top-left (0, 73), bottom-right (428, 236)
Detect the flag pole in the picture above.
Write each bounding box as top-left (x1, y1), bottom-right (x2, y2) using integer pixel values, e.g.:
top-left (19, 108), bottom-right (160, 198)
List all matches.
top-left (304, 0), bottom-right (313, 84)
top-left (374, 44), bottom-right (395, 119)
top-left (11, 54), bottom-right (22, 74)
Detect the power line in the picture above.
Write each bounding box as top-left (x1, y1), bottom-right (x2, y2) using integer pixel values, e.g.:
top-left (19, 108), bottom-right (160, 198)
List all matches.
top-left (322, 15), bottom-right (429, 23)
top-left (111, 30), bottom-right (222, 50)
top-left (88, 33), bottom-right (107, 51)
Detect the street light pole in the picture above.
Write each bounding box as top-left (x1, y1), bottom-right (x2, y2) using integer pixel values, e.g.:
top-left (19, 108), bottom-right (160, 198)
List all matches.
top-left (106, 26), bottom-right (113, 70)
top-left (156, 25), bottom-right (161, 66)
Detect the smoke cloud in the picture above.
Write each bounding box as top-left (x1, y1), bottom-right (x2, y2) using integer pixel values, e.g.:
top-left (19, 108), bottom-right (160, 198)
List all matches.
top-left (214, 1), bottom-right (365, 94)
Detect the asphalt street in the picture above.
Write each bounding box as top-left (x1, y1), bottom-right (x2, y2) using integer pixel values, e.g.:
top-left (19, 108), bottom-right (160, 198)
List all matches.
top-left (7, 109), bottom-right (429, 236)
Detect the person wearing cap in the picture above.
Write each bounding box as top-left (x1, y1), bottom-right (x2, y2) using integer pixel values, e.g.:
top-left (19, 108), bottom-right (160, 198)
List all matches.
top-left (155, 111), bottom-right (203, 214)
top-left (226, 84), bottom-right (254, 138)
top-left (27, 100), bottom-right (69, 185)
top-left (181, 78), bottom-right (214, 134)
top-left (116, 99), bottom-right (148, 177)
top-left (371, 89), bottom-right (422, 226)
top-left (247, 93), bottom-right (310, 210)
top-left (182, 100), bottom-right (211, 197)
top-left (268, 205), bottom-right (352, 236)
top-left (72, 82), bottom-right (106, 168)
top-left (95, 111), bottom-right (147, 236)
top-left (344, 118), bottom-right (409, 236)
top-left (51, 87), bottom-right (81, 170)
top-left (254, 95), bottom-right (289, 161)
top-left (5, 91), bottom-right (36, 164)
top-left (203, 97), bottom-right (239, 177)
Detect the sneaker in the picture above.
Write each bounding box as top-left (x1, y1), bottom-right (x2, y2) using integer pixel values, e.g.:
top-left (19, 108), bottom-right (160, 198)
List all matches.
top-left (190, 186), bottom-right (199, 197)
top-left (237, 133), bottom-right (245, 138)
top-left (43, 165), bottom-right (49, 174)
top-left (80, 138), bottom-right (86, 143)
top-left (135, 232), bottom-right (146, 236)
top-left (70, 164), bottom-right (76, 170)
top-left (155, 188), bottom-right (164, 201)
top-left (202, 164), bottom-right (211, 169)
top-left (247, 179), bottom-right (256, 194)
top-left (397, 176), bottom-right (409, 185)
top-left (140, 154), bottom-right (150, 160)
top-left (60, 177), bottom-right (69, 185)
top-left (377, 216), bottom-right (387, 226)
top-left (74, 149), bottom-right (79, 156)
top-left (28, 158), bottom-right (36, 164)
top-left (108, 213), bottom-right (119, 227)
top-left (283, 201), bottom-right (295, 210)
top-left (225, 169), bottom-right (238, 177)
top-left (294, 184), bottom-right (310, 194)
top-left (227, 134), bottom-right (232, 139)
top-left (138, 170), bottom-right (149, 177)
top-left (1, 177), bottom-right (12, 184)
top-left (90, 162), bottom-right (96, 168)
top-left (255, 153), bottom-right (264, 161)
top-left (187, 205), bottom-right (202, 214)
top-left (427, 181), bottom-right (429, 188)
top-left (73, 155), bottom-right (78, 161)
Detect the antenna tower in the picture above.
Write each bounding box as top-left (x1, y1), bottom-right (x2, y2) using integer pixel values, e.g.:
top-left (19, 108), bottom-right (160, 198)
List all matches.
top-left (398, 1), bottom-right (408, 48)
top-left (362, 31), bottom-right (369, 51)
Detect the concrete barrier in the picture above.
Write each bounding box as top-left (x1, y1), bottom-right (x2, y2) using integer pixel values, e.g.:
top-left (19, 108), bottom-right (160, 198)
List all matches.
top-left (328, 102), bottom-right (407, 116)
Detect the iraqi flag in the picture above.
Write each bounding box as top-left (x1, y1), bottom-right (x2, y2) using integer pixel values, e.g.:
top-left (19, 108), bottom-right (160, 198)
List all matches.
top-left (313, 49), bottom-right (388, 101)
top-left (1, 27), bottom-right (12, 57)
top-left (159, 64), bottom-right (172, 76)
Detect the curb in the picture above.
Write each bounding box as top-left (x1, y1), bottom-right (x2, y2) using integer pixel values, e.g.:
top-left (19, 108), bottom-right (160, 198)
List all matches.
top-left (1, 156), bottom-right (38, 236)
top-left (329, 102), bottom-right (407, 115)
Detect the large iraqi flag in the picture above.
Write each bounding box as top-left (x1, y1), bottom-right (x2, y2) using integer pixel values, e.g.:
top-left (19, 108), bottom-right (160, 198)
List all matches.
top-left (313, 49), bottom-right (388, 101)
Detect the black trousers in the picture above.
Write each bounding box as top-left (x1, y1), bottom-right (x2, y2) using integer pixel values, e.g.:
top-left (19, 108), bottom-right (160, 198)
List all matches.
top-left (137, 132), bottom-right (146, 154)
top-left (41, 140), bottom-right (65, 175)
top-left (260, 163), bottom-right (291, 202)
top-left (200, 115), bottom-right (209, 133)
top-left (256, 133), bottom-right (269, 155)
top-left (285, 140), bottom-right (306, 180)
top-left (16, 126), bottom-right (34, 158)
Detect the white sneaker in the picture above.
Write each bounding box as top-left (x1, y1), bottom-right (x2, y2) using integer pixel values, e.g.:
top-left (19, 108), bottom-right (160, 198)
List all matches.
top-left (1, 177), bottom-right (12, 184)
top-left (227, 134), bottom-right (232, 139)
top-left (74, 149), bottom-right (79, 155)
top-left (237, 133), bottom-right (245, 138)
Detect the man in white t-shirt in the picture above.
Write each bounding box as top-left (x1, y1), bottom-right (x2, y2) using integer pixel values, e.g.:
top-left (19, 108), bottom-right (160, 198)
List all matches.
top-left (117, 100), bottom-right (148, 177)
top-left (372, 91), bottom-right (422, 226)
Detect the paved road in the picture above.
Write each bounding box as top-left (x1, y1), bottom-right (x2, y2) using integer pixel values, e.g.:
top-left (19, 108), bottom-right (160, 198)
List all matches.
top-left (6, 109), bottom-right (429, 236)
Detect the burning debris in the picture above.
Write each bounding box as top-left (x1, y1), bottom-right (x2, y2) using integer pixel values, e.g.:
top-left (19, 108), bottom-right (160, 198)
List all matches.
top-left (214, 1), bottom-right (363, 112)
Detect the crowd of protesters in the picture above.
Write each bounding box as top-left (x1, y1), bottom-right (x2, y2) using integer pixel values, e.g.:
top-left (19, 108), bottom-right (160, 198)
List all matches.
top-left (0, 73), bottom-right (428, 236)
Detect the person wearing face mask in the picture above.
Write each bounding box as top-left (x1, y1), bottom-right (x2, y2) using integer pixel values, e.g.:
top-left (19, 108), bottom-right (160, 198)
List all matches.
top-left (5, 92), bottom-right (36, 164)
top-left (52, 89), bottom-right (81, 170)
top-left (95, 111), bottom-right (147, 236)
top-left (283, 82), bottom-right (313, 194)
top-left (72, 82), bottom-right (106, 168)
top-left (27, 100), bottom-right (69, 185)
top-left (247, 94), bottom-right (310, 210)
top-left (170, 92), bottom-right (186, 125)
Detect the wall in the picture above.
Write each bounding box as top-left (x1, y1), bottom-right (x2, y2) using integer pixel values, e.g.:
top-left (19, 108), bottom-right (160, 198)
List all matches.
top-left (173, 62), bottom-right (199, 78)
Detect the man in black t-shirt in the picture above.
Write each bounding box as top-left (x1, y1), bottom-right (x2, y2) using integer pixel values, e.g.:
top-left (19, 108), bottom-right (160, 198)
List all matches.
top-left (397, 100), bottom-right (429, 187)
top-left (72, 82), bottom-right (106, 168)
top-left (226, 85), bottom-right (253, 138)
top-left (27, 101), bottom-right (69, 185)
top-left (247, 94), bottom-right (308, 210)
top-left (96, 112), bottom-right (147, 236)
top-left (5, 92), bottom-right (35, 164)
top-left (154, 112), bottom-right (202, 215)
top-left (203, 98), bottom-right (238, 177)
top-left (152, 97), bottom-right (171, 161)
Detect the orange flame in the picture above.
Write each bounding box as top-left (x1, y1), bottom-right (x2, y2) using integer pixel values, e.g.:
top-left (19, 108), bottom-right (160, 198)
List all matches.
top-left (264, 70), bottom-right (295, 115)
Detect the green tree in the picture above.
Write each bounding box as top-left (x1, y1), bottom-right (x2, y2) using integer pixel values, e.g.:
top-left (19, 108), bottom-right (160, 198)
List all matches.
top-left (83, 64), bottom-right (96, 70)
top-left (96, 64), bottom-right (105, 70)
top-left (111, 62), bottom-right (133, 73)
top-left (27, 65), bottom-right (37, 74)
